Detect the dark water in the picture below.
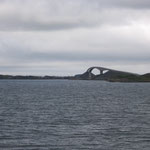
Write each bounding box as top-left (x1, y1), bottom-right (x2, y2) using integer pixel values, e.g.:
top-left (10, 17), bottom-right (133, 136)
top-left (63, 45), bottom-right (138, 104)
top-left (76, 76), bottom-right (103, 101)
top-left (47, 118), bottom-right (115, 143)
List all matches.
top-left (0, 80), bottom-right (150, 150)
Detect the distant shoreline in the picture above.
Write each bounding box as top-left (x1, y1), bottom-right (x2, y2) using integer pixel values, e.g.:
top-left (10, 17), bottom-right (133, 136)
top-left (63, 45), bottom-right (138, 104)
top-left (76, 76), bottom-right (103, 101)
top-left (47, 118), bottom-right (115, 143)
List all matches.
top-left (1, 72), bottom-right (150, 82)
top-left (0, 75), bottom-right (73, 80)
top-left (0, 75), bottom-right (150, 83)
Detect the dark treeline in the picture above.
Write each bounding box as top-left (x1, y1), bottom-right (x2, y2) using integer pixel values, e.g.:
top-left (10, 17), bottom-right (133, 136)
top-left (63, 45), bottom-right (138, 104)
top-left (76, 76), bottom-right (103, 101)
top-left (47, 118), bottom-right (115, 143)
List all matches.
top-left (0, 75), bottom-right (73, 80)
top-left (0, 73), bottom-right (150, 82)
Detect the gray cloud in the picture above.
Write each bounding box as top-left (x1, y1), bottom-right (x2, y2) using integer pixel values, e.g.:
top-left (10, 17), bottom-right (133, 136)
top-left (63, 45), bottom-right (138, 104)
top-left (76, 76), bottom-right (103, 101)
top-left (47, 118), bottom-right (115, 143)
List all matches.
top-left (94, 0), bottom-right (150, 9)
top-left (1, 44), bottom-right (150, 63)
top-left (1, 48), bottom-right (150, 75)
top-left (0, 0), bottom-right (150, 31)
top-left (0, 0), bottom-right (150, 75)
top-left (0, 0), bottom-right (99, 31)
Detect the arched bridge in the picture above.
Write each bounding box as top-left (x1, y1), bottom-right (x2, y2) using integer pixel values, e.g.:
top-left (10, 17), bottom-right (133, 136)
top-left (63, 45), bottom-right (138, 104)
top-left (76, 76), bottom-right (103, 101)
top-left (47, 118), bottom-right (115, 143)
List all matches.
top-left (87, 66), bottom-right (113, 75)
top-left (86, 66), bottom-right (113, 80)
top-left (74, 66), bottom-right (138, 80)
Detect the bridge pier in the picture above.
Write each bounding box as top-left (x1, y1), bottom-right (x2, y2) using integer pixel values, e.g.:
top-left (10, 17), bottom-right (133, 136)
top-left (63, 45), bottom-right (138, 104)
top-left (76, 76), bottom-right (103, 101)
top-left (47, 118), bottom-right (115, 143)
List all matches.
top-left (100, 70), bottom-right (103, 75)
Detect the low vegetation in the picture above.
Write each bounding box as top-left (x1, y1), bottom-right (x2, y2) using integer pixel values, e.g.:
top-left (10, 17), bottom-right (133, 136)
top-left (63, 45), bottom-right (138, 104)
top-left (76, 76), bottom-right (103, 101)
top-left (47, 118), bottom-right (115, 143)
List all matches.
top-left (108, 73), bottom-right (150, 82)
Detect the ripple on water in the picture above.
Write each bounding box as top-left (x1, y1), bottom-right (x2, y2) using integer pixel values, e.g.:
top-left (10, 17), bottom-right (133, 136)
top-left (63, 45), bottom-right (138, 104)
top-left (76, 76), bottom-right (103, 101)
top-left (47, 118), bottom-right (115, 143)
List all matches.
top-left (0, 80), bottom-right (150, 150)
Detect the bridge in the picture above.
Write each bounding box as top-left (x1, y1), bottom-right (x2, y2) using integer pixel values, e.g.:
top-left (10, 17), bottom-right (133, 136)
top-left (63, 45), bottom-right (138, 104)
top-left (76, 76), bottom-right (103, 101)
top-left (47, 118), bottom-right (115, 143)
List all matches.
top-left (86, 66), bottom-right (112, 79)
top-left (74, 66), bottom-right (138, 80)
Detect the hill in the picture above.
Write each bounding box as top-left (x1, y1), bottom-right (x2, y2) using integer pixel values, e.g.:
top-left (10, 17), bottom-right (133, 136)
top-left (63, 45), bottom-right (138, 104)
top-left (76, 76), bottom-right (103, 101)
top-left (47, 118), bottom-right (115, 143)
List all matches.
top-left (73, 67), bottom-right (150, 82)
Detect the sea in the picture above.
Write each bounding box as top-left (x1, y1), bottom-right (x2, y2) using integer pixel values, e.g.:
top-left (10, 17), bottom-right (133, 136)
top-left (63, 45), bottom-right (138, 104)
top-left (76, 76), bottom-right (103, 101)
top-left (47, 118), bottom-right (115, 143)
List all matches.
top-left (0, 80), bottom-right (150, 150)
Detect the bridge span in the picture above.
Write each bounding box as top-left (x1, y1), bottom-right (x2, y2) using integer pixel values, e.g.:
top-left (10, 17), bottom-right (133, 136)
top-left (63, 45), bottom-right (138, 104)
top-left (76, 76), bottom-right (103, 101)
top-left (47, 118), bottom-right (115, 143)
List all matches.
top-left (74, 66), bottom-right (138, 80)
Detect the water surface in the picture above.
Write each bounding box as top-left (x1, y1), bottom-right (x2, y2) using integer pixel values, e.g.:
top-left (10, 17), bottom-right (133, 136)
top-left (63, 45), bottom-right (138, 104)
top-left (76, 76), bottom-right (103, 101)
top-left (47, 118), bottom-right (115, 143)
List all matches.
top-left (0, 80), bottom-right (150, 150)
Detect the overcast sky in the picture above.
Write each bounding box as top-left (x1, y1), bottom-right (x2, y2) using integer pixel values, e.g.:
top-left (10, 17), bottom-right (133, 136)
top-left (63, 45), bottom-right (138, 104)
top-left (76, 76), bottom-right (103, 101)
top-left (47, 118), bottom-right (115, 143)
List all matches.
top-left (0, 0), bottom-right (150, 75)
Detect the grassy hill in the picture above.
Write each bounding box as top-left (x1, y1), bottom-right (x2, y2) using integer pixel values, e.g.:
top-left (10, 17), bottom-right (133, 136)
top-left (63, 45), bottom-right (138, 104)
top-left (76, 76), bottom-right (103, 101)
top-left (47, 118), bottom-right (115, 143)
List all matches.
top-left (107, 73), bottom-right (150, 82)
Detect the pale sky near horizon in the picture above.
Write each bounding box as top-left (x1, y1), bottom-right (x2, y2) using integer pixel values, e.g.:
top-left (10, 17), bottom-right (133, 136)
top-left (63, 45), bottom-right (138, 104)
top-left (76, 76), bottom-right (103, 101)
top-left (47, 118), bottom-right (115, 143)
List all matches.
top-left (0, 0), bottom-right (150, 75)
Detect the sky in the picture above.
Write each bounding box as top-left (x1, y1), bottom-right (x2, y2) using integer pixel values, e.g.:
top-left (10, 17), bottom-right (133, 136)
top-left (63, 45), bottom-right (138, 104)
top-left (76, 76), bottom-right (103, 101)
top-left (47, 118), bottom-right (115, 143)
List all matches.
top-left (0, 0), bottom-right (150, 76)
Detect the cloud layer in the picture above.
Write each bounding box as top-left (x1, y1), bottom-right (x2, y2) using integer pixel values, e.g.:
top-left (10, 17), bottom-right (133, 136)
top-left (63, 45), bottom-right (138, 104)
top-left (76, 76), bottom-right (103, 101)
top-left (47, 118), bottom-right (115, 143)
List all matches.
top-left (0, 0), bottom-right (150, 75)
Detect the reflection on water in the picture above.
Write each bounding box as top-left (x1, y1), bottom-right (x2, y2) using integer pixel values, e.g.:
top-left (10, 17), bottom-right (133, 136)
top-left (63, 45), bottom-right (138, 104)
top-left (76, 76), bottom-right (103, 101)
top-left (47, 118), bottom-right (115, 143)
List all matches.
top-left (0, 80), bottom-right (150, 149)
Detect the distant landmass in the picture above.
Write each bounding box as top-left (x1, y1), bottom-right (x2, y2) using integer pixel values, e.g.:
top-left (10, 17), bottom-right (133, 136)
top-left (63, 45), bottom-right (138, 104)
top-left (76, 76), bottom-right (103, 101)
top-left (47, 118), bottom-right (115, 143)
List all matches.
top-left (0, 75), bottom-right (72, 80)
top-left (73, 66), bottom-right (150, 82)
top-left (0, 66), bottom-right (150, 82)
